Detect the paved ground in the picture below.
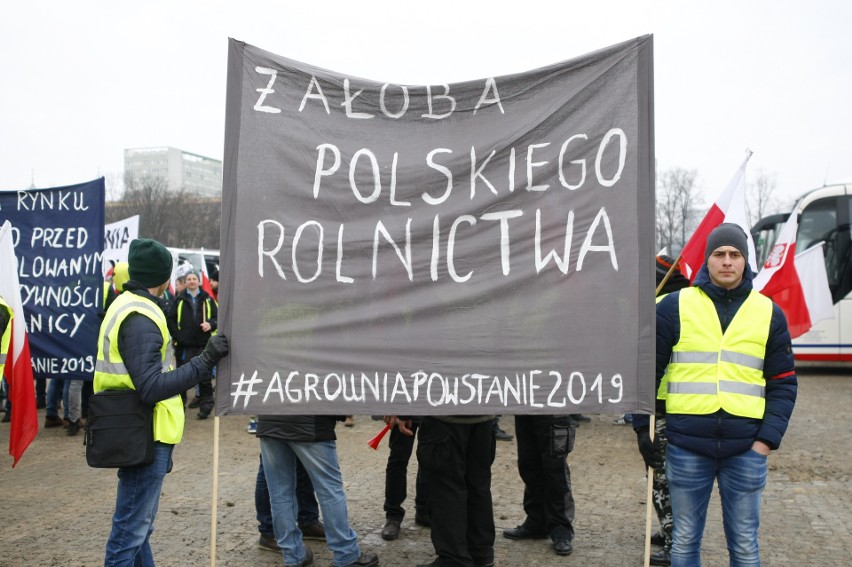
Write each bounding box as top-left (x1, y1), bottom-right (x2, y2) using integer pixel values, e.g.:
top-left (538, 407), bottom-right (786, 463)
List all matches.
top-left (1, 367), bottom-right (850, 566)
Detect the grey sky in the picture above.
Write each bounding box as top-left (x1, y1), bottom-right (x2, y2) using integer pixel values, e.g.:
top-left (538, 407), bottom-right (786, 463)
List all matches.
top-left (1, 0), bottom-right (849, 213)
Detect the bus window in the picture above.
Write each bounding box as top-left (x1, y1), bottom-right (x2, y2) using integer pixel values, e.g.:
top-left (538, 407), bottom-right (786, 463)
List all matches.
top-left (798, 195), bottom-right (852, 302)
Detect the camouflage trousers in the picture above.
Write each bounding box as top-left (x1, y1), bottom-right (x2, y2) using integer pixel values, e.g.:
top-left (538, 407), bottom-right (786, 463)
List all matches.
top-left (652, 414), bottom-right (673, 550)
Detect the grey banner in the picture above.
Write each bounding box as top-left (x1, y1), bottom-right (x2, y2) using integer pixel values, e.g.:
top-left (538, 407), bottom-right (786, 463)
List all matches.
top-left (217, 36), bottom-right (656, 416)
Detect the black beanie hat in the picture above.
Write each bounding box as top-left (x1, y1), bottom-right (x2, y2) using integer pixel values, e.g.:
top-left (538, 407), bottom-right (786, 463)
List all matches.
top-left (655, 254), bottom-right (677, 278)
top-left (128, 239), bottom-right (173, 288)
top-left (704, 223), bottom-right (748, 262)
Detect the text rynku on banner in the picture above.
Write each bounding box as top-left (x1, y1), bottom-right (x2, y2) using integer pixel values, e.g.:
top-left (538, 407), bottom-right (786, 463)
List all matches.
top-left (0, 178), bottom-right (106, 381)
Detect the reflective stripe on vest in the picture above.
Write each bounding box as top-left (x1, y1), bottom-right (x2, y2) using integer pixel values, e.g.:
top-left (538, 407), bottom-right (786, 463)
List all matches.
top-left (0, 298), bottom-right (11, 377)
top-left (94, 293), bottom-right (185, 444)
top-left (665, 287), bottom-right (772, 419)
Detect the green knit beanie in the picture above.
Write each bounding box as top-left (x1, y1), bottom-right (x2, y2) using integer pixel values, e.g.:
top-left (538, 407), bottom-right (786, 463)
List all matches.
top-left (128, 239), bottom-right (173, 288)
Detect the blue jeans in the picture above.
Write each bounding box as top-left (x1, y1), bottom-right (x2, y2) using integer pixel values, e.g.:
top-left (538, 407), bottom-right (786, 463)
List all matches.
top-left (256, 454), bottom-right (320, 535)
top-left (260, 438), bottom-right (361, 567)
top-left (666, 443), bottom-right (767, 567)
top-left (46, 378), bottom-right (70, 419)
top-left (104, 443), bottom-right (174, 567)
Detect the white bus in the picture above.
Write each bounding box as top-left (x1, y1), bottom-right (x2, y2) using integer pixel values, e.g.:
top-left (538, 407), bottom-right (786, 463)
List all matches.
top-left (752, 184), bottom-right (852, 363)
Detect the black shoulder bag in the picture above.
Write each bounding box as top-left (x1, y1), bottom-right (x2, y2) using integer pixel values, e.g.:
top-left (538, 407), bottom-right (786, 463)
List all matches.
top-left (85, 389), bottom-right (154, 468)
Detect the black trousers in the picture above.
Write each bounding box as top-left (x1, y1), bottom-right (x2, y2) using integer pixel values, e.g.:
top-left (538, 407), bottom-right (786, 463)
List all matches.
top-left (384, 419), bottom-right (427, 520)
top-left (417, 417), bottom-right (495, 567)
top-left (514, 414), bottom-right (576, 542)
top-left (176, 346), bottom-right (214, 412)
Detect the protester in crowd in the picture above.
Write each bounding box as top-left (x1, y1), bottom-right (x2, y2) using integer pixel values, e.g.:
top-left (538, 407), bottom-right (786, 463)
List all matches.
top-left (389, 413), bottom-right (495, 567)
top-left (655, 224), bottom-right (797, 566)
top-left (174, 274), bottom-right (188, 296)
top-left (255, 454), bottom-right (326, 552)
top-left (103, 261), bottom-right (130, 314)
top-left (379, 416), bottom-right (428, 541)
top-left (503, 414), bottom-right (576, 557)
top-left (256, 413), bottom-right (379, 567)
top-left (631, 254), bottom-right (691, 566)
top-left (0, 294), bottom-right (10, 422)
top-left (167, 271), bottom-right (218, 419)
top-left (43, 378), bottom-right (68, 429)
top-left (209, 268), bottom-right (219, 301)
top-left (95, 238), bottom-right (229, 566)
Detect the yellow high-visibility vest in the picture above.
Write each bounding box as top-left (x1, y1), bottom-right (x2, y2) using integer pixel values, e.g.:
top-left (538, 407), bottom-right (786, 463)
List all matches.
top-left (94, 292), bottom-right (184, 444)
top-left (0, 296), bottom-right (12, 377)
top-left (665, 287), bottom-right (772, 419)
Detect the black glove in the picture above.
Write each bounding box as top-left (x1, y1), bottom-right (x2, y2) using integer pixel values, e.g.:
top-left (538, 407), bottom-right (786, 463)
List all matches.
top-left (636, 426), bottom-right (664, 470)
top-left (199, 333), bottom-right (230, 368)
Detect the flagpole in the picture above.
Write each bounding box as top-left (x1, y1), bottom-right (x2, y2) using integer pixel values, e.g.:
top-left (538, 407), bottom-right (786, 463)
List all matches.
top-left (210, 415), bottom-right (220, 567)
top-left (644, 259), bottom-right (682, 566)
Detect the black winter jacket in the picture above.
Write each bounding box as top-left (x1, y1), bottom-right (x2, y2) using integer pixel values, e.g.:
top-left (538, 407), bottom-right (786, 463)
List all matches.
top-left (167, 289), bottom-right (218, 348)
top-left (654, 264), bottom-right (797, 458)
top-left (118, 282), bottom-right (215, 407)
top-left (256, 415), bottom-right (344, 442)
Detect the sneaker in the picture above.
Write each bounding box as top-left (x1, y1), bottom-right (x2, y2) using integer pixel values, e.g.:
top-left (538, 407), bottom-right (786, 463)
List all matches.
top-left (613, 415), bottom-right (628, 425)
top-left (650, 531), bottom-right (666, 547)
top-left (258, 533), bottom-right (279, 552)
top-left (247, 418), bottom-right (257, 434)
top-left (188, 397), bottom-right (201, 409)
top-left (344, 416), bottom-right (355, 427)
top-left (299, 521), bottom-right (326, 541)
top-left (197, 408), bottom-right (211, 420)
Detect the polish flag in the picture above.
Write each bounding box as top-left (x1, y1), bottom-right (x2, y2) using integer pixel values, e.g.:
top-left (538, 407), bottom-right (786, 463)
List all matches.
top-left (195, 252), bottom-right (216, 300)
top-left (753, 211), bottom-right (834, 338)
top-left (679, 152), bottom-right (758, 280)
top-left (0, 221), bottom-right (38, 467)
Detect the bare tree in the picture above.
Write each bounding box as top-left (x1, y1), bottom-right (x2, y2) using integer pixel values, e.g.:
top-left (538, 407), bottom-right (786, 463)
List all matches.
top-left (106, 174), bottom-right (221, 249)
top-left (656, 167), bottom-right (702, 254)
top-left (746, 169), bottom-right (779, 227)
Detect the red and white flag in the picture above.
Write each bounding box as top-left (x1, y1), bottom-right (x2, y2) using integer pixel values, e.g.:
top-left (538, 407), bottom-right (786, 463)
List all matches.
top-left (0, 221), bottom-right (38, 467)
top-left (193, 252), bottom-right (216, 299)
top-left (753, 211), bottom-right (834, 338)
top-left (679, 152), bottom-right (758, 280)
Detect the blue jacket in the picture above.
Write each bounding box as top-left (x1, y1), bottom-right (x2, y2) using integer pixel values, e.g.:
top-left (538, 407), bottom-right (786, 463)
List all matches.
top-left (653, 263), bottom-right (797, 458)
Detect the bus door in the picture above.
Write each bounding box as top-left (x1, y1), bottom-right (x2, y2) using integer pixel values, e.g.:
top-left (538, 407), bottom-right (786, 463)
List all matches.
top-left (794, 190), bottom-right (852, 362)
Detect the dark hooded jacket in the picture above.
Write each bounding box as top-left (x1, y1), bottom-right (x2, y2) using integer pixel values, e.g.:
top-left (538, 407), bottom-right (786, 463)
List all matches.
top-left (654, 263), bottom-right (797, 458)
top-left (167, 288), bottom-right (218, 348)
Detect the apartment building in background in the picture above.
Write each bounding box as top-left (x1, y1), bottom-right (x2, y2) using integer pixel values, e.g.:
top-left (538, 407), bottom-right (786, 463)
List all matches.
top-left (124, 146), bottom-right (222, 197)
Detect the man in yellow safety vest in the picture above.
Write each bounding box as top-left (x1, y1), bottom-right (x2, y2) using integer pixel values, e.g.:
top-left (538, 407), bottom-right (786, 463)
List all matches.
top-left (654, 223), bottom-right (797, 567)
top-left (95, 238), bottom-right (229, 566)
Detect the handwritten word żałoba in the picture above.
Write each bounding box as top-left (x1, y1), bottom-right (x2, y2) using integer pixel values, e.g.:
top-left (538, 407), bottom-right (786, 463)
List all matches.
top-left (253, 68), bottom-right (503, 120)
